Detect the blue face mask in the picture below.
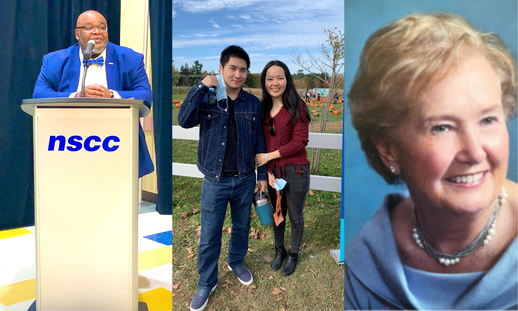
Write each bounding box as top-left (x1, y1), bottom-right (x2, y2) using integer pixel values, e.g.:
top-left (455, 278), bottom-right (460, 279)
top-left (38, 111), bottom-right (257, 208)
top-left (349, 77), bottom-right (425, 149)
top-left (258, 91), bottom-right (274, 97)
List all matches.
top-left (216, 74), bottom-right (227, 101)
top-left (215, 74), bottom-right (227, 102)
top-left (209, 74), bottom-right (227, 111)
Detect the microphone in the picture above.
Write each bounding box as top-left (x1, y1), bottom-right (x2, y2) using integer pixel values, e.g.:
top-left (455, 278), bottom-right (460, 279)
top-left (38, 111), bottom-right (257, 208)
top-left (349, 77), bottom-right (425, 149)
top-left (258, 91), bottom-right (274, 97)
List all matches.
top-left (81, 40), bottom-right (95, 97)
top-left (83, 40), bottom-right (95, 60)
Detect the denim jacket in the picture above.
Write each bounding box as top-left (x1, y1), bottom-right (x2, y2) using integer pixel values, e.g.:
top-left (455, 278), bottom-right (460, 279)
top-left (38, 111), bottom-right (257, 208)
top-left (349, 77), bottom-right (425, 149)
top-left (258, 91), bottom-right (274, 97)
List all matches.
top-left (178, 81), bottom-right (267, 182)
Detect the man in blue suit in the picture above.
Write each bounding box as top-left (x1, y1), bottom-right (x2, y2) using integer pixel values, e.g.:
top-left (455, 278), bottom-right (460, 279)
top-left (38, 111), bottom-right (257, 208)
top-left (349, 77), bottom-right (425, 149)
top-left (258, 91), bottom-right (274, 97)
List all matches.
top-left (33, 10), bottom-right (154, 177)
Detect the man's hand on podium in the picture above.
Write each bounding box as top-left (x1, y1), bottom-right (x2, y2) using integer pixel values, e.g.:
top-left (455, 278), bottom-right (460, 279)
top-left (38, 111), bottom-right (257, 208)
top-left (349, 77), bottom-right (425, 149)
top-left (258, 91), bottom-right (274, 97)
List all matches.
top-left (75, 84), bottom-right (111, 98)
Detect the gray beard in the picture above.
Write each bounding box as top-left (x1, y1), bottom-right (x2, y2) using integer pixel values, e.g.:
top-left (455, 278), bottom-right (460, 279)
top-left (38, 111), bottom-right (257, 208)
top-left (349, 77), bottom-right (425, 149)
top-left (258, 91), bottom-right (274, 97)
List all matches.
top-left (92, 47), bottom-right (105, 55)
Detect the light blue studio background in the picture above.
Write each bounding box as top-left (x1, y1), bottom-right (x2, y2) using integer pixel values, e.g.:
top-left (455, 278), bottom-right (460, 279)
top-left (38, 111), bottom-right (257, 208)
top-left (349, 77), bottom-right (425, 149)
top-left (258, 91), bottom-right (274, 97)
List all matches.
top-left (343, 0), bottom-right (518, 246)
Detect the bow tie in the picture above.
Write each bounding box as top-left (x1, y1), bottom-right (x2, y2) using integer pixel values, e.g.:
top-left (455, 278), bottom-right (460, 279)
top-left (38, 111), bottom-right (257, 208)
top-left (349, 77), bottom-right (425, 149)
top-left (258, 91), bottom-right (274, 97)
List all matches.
top-left (83, 56), bottom-right (104, 66)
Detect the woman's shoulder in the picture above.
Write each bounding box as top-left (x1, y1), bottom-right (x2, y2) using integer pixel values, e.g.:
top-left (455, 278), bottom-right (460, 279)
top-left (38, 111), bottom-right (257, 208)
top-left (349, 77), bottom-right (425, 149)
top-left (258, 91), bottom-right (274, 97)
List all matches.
top-left (297, 99), bottom-right (307, 110)
top-left (344, 192), bottom-right (409, 303)
top-left (295, 100), bottom-right (309, 122)
top-left (346, 191), bottom-right (409, 249)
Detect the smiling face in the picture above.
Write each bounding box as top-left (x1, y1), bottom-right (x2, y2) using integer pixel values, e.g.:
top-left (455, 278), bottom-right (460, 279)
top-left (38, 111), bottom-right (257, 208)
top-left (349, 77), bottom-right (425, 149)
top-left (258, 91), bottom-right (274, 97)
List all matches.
top-left (75, 11), bottom-right (109, 58)
top-left (219, 56), bottom-right (247, 92)
top-left (265, 65), bottom-right (287, 100)
top-left (385, 55), bottom-right (509, 215)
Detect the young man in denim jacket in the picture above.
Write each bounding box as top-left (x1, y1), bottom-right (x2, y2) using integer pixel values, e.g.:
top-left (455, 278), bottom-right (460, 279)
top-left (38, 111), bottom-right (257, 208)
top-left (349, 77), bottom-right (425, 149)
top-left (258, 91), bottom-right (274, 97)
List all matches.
top-left (178, 45), bottom-right (268, 311)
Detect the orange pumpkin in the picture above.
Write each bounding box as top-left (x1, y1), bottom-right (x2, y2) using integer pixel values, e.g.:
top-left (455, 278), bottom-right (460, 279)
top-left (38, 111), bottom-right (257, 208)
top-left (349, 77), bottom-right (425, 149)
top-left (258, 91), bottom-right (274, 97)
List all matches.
top-left (176, 103), bottom-right (182, 108)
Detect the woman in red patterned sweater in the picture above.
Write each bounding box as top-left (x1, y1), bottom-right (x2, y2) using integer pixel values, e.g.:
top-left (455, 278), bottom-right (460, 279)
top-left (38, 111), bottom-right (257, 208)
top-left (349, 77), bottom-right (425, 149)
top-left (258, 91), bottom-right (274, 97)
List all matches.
top-left (255, 60), bottom-right (311, 276)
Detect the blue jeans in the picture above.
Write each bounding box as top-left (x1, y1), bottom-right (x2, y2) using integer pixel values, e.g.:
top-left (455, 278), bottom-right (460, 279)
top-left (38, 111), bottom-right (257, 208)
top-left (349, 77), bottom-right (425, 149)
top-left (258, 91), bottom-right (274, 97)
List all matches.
top-left (197, 175), bottom-right (256, 289)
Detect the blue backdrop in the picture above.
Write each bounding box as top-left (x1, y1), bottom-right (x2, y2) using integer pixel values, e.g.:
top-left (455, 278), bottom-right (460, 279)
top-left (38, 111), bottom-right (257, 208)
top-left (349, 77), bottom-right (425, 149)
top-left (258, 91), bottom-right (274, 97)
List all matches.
top-left (0, 1), bottom-right (172, 229)
top-left (343, 0), bottom-right (518, 246)
top-left (0, 1), bottom-right (120, 230)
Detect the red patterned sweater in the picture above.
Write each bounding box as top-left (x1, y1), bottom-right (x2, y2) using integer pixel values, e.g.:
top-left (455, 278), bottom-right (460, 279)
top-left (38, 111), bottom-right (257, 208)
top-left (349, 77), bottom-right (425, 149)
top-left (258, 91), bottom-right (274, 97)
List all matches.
top-left (262, 102), bottom-right (310, 177)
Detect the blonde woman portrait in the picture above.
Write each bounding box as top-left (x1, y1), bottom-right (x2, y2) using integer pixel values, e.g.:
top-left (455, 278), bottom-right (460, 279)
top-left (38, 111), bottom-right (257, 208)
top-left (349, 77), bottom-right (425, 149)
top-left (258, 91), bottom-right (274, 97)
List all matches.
top-left (344, 9), bottom-right (517, 310)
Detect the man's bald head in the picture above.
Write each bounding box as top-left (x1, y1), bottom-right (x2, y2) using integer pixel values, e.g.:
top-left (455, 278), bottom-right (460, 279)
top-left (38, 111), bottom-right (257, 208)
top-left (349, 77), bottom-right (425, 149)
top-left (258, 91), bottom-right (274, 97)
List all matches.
top-left (75, 10), bottom-right (109, 58)
top-left (76, 10), bottom-right (107, 27)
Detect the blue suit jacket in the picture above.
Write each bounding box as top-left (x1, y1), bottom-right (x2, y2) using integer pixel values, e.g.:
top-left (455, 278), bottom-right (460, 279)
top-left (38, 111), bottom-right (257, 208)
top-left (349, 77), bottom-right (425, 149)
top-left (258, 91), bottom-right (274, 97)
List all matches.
top-left (33, 43), bottom-right (154, 177)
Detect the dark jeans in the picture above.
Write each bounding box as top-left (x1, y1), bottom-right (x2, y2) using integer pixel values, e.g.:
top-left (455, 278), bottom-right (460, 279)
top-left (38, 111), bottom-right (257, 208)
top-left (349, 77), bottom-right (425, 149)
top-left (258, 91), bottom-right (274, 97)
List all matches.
top-left (268, 164), bottom-right (310, 254)
top-left (197, 175), bottom-right (256, 289)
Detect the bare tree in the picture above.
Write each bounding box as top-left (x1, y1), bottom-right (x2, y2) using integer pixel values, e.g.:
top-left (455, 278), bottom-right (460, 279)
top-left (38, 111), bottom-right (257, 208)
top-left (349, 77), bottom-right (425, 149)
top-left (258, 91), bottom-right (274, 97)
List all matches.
top-left (289, 27), bottom-right (344, 174)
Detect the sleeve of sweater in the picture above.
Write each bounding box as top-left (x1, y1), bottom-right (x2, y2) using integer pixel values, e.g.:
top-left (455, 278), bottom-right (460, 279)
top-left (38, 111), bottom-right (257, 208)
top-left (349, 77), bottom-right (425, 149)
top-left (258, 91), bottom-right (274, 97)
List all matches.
top-left (277, 103), bottom-right (309, 158)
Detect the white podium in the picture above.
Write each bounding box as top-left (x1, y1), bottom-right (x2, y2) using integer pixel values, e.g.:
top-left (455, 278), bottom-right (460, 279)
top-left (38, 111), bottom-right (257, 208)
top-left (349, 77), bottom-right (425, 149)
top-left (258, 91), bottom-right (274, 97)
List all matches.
top-left (22, 98), bottom-right (149, 311)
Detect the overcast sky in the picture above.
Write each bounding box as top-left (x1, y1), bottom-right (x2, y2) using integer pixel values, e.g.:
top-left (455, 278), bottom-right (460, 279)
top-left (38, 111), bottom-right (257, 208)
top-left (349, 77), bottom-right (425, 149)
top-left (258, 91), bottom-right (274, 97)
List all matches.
top-left (172, 0), bottom-right (344, 74)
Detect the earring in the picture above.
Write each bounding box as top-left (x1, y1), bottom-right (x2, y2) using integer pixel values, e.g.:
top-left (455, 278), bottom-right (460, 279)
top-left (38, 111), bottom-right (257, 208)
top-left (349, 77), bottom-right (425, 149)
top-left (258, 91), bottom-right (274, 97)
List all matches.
top-left (390, 165), bottom-right (397, 173)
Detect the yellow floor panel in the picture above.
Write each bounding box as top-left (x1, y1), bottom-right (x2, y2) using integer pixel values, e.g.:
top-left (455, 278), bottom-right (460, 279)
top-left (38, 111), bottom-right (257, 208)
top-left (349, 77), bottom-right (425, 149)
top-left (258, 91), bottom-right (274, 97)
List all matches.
top-left (138, 246), bottom-right (172, 271)
top-left (0, 212), bottom-right (171, 310)
top-left (0, 278), bottom-right (36, 306)
top-left (138, 287), bottom-right (172, 311)
top-left (0, 228), bottom-right (32, 240)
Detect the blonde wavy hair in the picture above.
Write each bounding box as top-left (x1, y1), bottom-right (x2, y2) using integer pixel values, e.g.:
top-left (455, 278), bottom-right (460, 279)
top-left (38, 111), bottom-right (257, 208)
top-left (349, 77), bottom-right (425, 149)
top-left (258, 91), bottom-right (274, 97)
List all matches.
top-left (348, 12), bottom-right (517, 184)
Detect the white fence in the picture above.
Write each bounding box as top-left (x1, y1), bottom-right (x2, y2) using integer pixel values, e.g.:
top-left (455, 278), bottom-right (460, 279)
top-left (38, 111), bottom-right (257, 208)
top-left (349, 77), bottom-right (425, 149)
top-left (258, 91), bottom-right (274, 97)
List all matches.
top-left (172, 126), bottom-right (342, 193)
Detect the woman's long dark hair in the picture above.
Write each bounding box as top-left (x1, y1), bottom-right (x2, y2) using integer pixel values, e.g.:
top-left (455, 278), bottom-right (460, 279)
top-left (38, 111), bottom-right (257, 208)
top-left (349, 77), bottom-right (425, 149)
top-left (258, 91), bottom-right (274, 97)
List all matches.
top-left (260, 60), bottom-right (310, 125)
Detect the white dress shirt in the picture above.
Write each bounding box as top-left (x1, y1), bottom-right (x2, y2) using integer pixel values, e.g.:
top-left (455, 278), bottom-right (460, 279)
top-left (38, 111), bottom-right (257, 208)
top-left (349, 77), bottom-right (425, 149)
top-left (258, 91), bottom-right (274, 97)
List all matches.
top-left (70, 47), bottom-right (121, 98)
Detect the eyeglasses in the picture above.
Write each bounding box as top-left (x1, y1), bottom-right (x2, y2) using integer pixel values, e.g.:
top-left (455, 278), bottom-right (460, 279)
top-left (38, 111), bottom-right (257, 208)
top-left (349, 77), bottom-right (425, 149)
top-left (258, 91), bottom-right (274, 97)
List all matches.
top-left (269, 118), bottom-right (275, 137)
top-left (76, 25), bottom-right (108, 33)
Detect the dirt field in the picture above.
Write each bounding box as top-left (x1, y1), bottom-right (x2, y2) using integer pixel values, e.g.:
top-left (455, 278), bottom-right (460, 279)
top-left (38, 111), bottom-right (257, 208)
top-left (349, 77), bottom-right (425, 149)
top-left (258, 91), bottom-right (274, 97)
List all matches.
top-left (310, 121), bottom-right (343, 132)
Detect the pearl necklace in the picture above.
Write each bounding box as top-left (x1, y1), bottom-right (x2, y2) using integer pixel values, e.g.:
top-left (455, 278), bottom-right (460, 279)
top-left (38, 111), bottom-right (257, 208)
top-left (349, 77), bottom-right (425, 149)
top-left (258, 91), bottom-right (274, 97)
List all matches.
top-left (412, 187), bottom-right (507, 266)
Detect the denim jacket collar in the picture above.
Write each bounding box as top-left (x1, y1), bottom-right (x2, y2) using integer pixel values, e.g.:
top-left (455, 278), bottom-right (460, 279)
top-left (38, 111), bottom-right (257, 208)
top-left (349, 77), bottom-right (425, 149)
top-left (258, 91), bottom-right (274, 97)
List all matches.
top-left (177, 82), bottom-right (268, 182)
top-left (229, 88), bottom-right (247, 102)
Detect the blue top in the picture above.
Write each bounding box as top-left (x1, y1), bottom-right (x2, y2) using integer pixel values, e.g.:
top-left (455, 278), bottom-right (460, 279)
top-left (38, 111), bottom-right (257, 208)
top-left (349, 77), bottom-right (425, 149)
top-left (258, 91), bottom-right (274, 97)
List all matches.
top-left (402, 265), bottom-right (485, 309)
top-left (344, 191), bottom-right (518, 310)
top-left (178, 82), bottom-right (267, 182)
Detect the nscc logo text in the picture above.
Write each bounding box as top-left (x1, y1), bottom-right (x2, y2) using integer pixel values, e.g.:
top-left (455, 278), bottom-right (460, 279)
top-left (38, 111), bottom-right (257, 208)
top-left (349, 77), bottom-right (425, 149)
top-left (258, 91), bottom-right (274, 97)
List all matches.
top-left (48, 135), bottom-right (120, 152)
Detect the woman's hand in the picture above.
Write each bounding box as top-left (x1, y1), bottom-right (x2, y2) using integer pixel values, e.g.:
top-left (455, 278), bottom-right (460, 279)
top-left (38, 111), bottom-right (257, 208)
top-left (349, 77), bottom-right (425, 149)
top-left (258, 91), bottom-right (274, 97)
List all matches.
top-left (268, 171), bottom-right (278, 189)
top-left (255, 153), bottom-right (269, 167)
